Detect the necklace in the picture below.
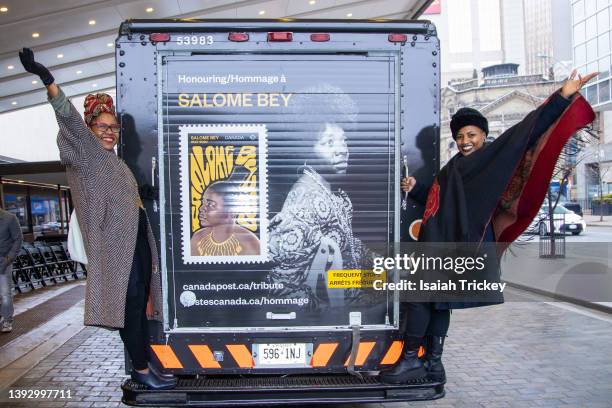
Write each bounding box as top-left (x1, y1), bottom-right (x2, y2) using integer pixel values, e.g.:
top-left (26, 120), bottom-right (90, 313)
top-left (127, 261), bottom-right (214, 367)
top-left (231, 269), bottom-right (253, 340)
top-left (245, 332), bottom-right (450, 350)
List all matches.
top-left (197, 230), bottom-right (242, 256)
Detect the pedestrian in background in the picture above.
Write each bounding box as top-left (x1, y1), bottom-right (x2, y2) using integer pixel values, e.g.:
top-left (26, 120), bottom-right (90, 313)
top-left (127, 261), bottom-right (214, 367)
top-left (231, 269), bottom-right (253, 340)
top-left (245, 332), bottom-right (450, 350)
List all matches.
top-left (0, 207), bottom-right (23, 333)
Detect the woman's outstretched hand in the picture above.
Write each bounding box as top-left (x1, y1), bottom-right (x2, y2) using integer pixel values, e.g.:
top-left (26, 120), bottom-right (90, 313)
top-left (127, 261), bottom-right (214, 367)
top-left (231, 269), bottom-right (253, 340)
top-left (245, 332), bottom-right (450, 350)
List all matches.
top-left (19, 48), bottom-right (55, 86)
top-left (401, 176), bottom-right (417, 193)
top-left (561, 70), bottom-right (599, 98)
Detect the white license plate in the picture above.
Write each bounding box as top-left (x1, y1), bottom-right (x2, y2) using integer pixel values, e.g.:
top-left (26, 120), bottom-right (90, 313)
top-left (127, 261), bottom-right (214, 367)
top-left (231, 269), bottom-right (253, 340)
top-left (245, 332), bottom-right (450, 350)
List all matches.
top-left (255, 343), bottom-right (307, 366)
top-left (569, 225), bottom-right (577, 230)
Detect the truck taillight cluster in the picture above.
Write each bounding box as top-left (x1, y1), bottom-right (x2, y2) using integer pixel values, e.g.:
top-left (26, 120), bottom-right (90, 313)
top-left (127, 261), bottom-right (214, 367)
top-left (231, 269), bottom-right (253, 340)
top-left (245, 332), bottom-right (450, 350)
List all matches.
top-left (310, 33), bottom-right (330, 42)
top-left (267, 32), bottom-right (293, 42)
top-left (388, 33), bottom-right (408, 43)
top-left (149, 33), bottom-right (170, 43)
top-left (146, 32), bottom-right (409, 44)
top-left (229, 32), bottom-right (249, 42)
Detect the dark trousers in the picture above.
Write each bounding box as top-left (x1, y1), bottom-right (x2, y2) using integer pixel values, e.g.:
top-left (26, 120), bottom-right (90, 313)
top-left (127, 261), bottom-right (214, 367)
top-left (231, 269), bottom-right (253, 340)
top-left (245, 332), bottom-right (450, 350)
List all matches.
top-left (403, 303), bottom-right (450, 338)
top-left (119, 209), bottom-right (152, 371)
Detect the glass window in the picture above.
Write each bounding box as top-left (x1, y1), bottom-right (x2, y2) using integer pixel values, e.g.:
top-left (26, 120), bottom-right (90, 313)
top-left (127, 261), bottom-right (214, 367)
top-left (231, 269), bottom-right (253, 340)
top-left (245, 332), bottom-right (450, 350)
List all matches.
top-left (2, 193), bottom-right (28, 233)
top-left (576, 45), bottom-right (587, 66)
top-left (597, 10), bottom-right (609, 35)
top-left (587, 38), bottom-right (598, 62)
top-left (575, 44), bottom-right (587, 66)
top-left (599, 79), bottom-right (611, 102)
top-left (597, 0), bottom-right (609, 9)
top-left (30, 187), bottom-right (62, 238)
top-left (554, 206), bottom-right (572, 214)
top-left (574, 0), bottom-right (585, 21)
top-left (575, 21), bottom-right (586, 44)
top-left (586, 15), bottom-right (598, 40)
top-left (587, 61), bottom-right (599, 77)
top-left (598, 32), bottom-right (610, 56)
top-left (586, 0), bottom-right (597, 16)
top-left (599, 55), bottom-right (611, 77)
top-left (587, 83), bottom-right (598, 104)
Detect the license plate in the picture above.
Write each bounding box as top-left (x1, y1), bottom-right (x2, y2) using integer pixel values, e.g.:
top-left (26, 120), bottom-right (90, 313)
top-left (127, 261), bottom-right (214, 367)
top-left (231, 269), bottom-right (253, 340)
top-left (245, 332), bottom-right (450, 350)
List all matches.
top-left (569, 225), bottom-right (577, 230)
top-left (254, 343), bottom-right (308, 366)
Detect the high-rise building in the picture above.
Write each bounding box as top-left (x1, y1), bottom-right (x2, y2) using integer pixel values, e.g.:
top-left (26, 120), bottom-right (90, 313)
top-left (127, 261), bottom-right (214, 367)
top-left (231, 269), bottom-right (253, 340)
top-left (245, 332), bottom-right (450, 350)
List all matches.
top-left (522, 0), bottom-right (572, 77)
top-left (571, 0), bottom-right (612, 201)
top-left (425, 0), bottom-right (572, 85)
top-left (424, 0), bottom-right (506, 85)
top-left (572, 0), bottom-right (612, 107)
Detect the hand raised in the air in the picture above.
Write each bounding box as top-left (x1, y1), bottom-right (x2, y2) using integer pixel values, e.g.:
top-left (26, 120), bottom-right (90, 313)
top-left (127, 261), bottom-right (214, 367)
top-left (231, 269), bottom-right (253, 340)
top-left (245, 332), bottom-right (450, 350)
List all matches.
top-left (561, 70), bottom-right (598, 99)
top-left (19, 47), bottom-right (55, 86)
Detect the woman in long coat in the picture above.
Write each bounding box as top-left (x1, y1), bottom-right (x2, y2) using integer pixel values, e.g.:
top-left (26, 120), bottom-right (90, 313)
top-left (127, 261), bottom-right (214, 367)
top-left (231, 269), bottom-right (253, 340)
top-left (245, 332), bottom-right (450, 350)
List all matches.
top-left (381, 70), bottom-right (597, 385)
top-left (19, 48), bottom-right (176, 390)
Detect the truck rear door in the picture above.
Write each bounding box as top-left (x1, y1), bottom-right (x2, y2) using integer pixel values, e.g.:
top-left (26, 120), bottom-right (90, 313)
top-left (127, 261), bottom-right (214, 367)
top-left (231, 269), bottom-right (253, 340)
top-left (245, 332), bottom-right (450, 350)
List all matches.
top-left (158, 43), bottom-right (401, 333)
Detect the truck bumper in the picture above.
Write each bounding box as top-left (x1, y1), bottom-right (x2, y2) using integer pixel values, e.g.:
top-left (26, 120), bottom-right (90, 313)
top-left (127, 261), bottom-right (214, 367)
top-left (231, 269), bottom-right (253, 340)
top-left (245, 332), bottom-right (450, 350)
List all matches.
top-left (121, 374), bottom-right (445, 406)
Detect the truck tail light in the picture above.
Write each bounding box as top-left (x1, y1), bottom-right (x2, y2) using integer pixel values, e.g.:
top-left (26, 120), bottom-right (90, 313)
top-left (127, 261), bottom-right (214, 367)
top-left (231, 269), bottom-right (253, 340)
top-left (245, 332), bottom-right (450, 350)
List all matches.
top-left (229, 32), bottom-right (249, 42)
top-left (267, 32), bottom-right (293, 42)
top-left (388, 33), bottom-right (408, 43)
top-left (149, 33), bottom-right (170, 43)
top-left (310, 33), bottom-right (330, 42)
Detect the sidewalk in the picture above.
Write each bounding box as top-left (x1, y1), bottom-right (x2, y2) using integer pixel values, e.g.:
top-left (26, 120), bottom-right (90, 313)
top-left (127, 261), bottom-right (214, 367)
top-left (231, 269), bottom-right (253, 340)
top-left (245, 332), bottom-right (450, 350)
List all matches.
top-left (0, 285), bottom-right (611, 407)
top-left (583, 214), bottom-right (612, 227)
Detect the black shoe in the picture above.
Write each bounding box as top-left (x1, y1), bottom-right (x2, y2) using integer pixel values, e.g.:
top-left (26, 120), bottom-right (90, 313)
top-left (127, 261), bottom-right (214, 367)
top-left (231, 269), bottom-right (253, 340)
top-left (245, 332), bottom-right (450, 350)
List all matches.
top-left (148, 363), bottom-right (176, 380)
top-left (131, 369), bottom-right (177, 390)
top-left (379, 336), bottom-right (427, 384)
top-left (425, 335), bottom-right (446, 382)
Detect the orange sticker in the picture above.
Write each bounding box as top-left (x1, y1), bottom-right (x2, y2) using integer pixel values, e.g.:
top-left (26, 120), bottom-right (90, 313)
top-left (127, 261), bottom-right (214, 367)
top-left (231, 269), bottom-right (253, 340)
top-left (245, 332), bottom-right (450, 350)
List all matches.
top-left (409, 219), bottom-right (422, 241)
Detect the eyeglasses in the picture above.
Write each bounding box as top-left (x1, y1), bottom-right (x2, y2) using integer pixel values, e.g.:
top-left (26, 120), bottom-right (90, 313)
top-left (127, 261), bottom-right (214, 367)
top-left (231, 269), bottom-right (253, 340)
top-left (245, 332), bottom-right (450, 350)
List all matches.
top-left (92, 123), bottom-right (120, 134)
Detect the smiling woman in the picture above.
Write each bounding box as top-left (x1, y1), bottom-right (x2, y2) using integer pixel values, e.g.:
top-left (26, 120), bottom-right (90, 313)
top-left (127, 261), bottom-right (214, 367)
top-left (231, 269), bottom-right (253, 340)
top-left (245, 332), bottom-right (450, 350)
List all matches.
top-left (18, 47), bottom-right (177, 390)
top-left (384, 70), bottom-right (598, 385)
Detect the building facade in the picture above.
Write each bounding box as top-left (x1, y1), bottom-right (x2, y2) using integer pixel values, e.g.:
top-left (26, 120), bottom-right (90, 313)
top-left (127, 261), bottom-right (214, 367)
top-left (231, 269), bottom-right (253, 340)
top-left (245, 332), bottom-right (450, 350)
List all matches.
top-left (572, 0), bottom-right (612, 202)
top-left (424, 0), bottom-right (571, 85)
top-left (523, 0), bottom-right (572, 77)
top-left (440, 64), bottom-right (561, 165)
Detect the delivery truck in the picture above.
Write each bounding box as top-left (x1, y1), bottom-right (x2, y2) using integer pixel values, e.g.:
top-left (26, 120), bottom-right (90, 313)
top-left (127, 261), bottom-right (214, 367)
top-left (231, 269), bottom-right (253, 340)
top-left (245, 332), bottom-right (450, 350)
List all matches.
top-left (115, 19), bottom-right (441, 406)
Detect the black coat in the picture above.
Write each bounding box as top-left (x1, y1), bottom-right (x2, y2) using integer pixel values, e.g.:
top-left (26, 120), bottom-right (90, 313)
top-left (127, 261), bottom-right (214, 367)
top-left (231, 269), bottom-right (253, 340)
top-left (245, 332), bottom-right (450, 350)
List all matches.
top-left (409, 91), bottom-right (595, 309)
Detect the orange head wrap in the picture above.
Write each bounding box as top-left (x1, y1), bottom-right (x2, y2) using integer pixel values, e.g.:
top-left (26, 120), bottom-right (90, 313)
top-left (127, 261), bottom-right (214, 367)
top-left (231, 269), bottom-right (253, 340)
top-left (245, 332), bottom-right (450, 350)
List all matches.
top-left (83, 93), bottom-right (116, 126)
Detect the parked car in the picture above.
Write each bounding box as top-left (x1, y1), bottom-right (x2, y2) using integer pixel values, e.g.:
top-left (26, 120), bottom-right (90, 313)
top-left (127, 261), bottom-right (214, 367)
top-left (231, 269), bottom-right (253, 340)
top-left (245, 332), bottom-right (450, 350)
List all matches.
top-left (560, 201), bottom-right (583, 217)
top-left (534, 204), bottom-right (587, 236)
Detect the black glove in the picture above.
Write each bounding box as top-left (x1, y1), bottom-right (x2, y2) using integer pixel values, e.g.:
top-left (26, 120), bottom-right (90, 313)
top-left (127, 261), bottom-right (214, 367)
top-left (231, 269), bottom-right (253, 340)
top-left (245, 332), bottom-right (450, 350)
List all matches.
top-left (19, 47), bottom-right (54, 86)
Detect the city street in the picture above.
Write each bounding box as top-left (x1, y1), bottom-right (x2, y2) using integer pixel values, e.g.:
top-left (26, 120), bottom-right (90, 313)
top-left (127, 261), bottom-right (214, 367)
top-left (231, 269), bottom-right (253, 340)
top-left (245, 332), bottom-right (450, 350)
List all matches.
top-left (532, 225), bottom-right (612, 243)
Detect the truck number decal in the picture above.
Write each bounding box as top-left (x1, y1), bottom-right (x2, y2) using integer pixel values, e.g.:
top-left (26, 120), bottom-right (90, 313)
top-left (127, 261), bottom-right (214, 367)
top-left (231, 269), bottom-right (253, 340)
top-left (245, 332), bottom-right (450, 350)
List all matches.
top-left (177, 35), bottom-right (214, 46)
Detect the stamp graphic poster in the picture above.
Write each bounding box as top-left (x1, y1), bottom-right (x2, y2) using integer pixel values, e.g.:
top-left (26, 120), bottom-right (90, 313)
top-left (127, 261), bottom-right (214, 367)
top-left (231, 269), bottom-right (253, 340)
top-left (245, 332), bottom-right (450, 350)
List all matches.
top-left (180, 124), bottom-right (268, 264)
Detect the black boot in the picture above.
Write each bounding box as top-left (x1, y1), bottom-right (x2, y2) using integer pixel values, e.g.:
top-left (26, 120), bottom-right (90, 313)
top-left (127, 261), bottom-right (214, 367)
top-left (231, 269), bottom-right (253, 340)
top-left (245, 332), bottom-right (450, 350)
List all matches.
top-left (379, 336), bottom-right (427, 384)
top-left (131, 369), bottom-right (177, 390)
top-left (425, 335), bottom-right (446, 382)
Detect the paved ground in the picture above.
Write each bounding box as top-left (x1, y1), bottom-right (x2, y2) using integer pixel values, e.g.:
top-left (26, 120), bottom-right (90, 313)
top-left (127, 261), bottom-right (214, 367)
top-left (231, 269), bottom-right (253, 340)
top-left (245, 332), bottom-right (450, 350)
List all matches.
top-left (0, 286), bottom-right (611, 408)
top-left (584, 214), bottom-right (612, 227)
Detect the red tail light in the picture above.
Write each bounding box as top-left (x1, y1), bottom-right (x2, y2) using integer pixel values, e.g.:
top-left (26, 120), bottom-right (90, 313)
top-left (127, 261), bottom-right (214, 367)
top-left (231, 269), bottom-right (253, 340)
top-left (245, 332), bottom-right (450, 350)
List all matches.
top-left (310, 33), bottom-right (330, 42)
top-left (388, 33), bottom-right (408, 43)
top-left (229, 32), bottom-right (249, 42)
top-left (149, 33), bottom-right (170, 43)
top-left (267, 32), bottom-right (293, 42)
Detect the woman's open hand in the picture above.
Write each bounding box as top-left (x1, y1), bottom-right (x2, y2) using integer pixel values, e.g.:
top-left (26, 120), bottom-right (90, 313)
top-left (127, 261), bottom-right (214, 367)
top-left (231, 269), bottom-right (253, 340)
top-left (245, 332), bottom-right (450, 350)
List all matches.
top-left (19, 47), bottom-right (55, 86)
top-left (401, 176), bottom-right (417, 193)
top-left (561, 70), bottom-right (599, 98)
